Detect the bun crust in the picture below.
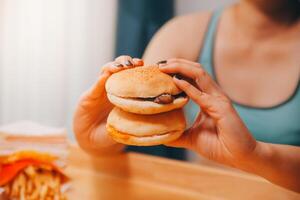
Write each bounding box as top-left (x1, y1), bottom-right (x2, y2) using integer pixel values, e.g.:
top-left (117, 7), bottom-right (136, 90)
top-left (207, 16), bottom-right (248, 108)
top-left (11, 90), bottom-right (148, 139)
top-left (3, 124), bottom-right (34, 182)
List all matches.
top-left (107, 107), bottom-right (186, 136)
top-left (105, 65), bottom-right (182, 98)
top-left (107, 125), bottom-right (183, 146)
top-left (107, 94), bottom-right (188, 114)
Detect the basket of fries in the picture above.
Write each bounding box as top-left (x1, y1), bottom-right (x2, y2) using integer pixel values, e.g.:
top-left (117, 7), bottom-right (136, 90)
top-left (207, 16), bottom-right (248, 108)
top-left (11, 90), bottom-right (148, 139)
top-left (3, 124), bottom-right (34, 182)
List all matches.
top-left (0, 121), bottom-right (70, 200)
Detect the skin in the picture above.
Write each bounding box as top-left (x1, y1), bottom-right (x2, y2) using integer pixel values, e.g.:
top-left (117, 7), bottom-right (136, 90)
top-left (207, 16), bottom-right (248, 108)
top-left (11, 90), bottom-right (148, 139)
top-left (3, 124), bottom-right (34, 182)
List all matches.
top-left (73, 0), bottom-right (300, 193)
top-left (73, 56), bottom-right (143, 156)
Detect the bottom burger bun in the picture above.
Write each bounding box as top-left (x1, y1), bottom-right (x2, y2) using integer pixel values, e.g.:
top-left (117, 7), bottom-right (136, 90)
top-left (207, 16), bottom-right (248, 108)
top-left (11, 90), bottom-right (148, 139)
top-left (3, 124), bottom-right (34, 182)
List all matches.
top-left (107, 126), bottom-right (183, 146)
top-left (106, 107), bottom-right (186, 146)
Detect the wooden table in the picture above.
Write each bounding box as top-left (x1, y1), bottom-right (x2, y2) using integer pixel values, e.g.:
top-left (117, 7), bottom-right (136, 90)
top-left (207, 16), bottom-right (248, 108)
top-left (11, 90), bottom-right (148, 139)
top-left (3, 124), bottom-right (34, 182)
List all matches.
top-left (66, 146), bottom-right (300, 200)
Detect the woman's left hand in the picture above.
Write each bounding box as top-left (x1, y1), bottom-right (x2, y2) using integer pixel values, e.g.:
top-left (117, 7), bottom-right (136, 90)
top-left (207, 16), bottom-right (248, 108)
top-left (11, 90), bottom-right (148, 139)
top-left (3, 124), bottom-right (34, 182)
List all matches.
top-left (159, 58), bottom-right (258, 167)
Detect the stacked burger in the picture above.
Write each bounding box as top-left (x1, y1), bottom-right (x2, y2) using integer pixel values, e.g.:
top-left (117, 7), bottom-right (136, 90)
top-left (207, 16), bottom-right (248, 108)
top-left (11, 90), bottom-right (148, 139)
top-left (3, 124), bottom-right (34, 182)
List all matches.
top-left (105, 65), bottom-right (189, 146)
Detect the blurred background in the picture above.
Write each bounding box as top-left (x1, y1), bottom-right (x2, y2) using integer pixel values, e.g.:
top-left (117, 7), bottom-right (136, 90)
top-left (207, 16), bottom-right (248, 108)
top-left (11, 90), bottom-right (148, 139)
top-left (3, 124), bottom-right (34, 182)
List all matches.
top-left (0, 0), bottom-right (234, 140)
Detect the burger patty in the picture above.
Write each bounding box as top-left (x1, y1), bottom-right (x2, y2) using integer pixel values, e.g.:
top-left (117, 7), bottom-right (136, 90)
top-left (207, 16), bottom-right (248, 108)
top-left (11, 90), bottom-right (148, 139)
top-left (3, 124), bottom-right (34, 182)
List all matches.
top-left (138, 92), bottom-right (187, 104)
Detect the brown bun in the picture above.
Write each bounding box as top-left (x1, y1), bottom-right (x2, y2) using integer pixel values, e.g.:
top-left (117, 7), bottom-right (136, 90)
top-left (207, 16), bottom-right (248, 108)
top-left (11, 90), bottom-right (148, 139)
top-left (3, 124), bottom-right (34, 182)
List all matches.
top-left (105, 65), bottom-right (188, 114)
top-left (106, 65), bottom-right (181, 98)
top-left (106, 107), bottom-right (186, 146)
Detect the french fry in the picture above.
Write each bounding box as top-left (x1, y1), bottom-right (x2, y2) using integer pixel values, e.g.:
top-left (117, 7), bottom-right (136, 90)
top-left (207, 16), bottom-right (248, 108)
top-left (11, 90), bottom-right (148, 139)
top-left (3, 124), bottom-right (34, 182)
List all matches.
top-left (18, 173), bottom-right (26, 188)
top-left (20, 185), bottom-right (26, 200)
top-left (54, 193), bottom-right (60, 200)
top-left (28, 177), bottom-right (40, 200)
top-left (24, 166), bottom-right (36, 178)
top-left (39, 184), bottom-right (48, 199)
top-left (3, 165), bottom-right (67, 200)
top-left (11, 177), bottom-right (20, 197)
top-left (26, 179), bottom-right (33, 195)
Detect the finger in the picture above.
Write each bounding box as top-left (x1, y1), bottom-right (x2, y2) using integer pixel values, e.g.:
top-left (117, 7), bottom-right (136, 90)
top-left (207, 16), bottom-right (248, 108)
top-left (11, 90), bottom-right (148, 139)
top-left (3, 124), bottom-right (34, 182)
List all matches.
top-left (164, 128), bottom-right (196, 149)
top-left (86, 74), bottom-right (110, 99)
top-left (101, 62), bottom-right (125, 75)
top-left (160, 62), bottom-right (221, 96)
top-left (167, 58), bottom-right (201, 67)
top-left (175, 77), bottom-right (243, 149)
top-left (159, 62), bottom-right (199, 80)
top-left (79, 73), bottom-right (112, 112)
top-left (81, 62), bottom-right (120, 109)
top-left (173, 77), bottom-right (231, 119)
top-left (115, 55), bottom-right (134, 68)
top-left (133, 58), bottom-right (144, 66)
top-left (74, 75), bottom-right (113, 134)
top-left (157, 58), bottom-right (200, 68)
top-left (173, 77), bottom-right (203, 104)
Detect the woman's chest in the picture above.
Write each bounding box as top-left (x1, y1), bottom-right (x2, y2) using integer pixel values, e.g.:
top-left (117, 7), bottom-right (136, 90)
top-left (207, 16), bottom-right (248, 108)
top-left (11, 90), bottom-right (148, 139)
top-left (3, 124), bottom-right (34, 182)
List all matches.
top-left (214, 29), bottom-right (300, 108)
top-left (184, 96), bottom-right (300, 145)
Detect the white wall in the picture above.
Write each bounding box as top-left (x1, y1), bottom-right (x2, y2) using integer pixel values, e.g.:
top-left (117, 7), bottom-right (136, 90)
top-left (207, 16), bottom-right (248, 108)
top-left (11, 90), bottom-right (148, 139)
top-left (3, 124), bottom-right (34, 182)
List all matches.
top-left (0, 0), bottom-right (117, 136)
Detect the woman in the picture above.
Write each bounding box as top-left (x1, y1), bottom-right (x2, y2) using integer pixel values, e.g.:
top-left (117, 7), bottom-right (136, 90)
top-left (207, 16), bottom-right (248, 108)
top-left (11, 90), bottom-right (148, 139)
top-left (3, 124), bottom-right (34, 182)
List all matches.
top-left (73, 0), bottom-right (300, 192)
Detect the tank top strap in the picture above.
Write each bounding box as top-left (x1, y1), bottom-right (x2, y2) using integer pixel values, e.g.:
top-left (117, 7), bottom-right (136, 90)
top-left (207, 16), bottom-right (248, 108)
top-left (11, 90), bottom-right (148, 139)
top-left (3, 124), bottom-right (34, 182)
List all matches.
top-left (199, 8), bottom-right (223, 77)
top-left (185, 8), bottom-right (224, 128)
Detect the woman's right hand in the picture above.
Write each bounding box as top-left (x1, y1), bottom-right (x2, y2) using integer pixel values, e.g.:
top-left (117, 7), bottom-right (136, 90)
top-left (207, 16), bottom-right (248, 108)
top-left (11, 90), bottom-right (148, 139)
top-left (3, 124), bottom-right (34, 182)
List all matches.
top-left (73, 56), bottom-right (143, 156)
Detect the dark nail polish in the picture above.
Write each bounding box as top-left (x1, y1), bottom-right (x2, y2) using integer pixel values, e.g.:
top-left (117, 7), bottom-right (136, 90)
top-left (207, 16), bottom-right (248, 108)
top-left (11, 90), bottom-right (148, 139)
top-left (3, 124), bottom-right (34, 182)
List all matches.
top-left (125, 60), bottom-right (133, 66)
top-left (157, 60), bottom-right (167, 65)
top-left (173, 74), bottom-right (183, 80)
top-left (115, 63), bottom-right (123, 68)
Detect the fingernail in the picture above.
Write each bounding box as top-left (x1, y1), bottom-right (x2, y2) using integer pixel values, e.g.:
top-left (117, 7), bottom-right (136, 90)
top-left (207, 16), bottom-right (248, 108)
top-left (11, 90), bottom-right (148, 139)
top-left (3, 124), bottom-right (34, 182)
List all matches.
top-left (173, 74), bottom-right (183, 80)
top-left (173, 76), bottom-right (180, 81)
top-left (114, 63), bottom-right (123, 68)
top-left (125, 60), bottom-right (133, 66)
top-left (157, 60), bottom-right (167, 65)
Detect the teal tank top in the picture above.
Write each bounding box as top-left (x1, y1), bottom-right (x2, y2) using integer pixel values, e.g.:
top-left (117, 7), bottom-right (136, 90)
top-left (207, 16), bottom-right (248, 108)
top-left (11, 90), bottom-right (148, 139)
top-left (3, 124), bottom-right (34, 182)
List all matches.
top-left (184, 9), bottom-right (300, 146)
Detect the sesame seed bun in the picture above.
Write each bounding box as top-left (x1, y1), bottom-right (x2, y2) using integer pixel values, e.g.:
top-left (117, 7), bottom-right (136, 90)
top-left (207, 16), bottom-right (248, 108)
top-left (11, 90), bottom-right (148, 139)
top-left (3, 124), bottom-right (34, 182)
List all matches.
top-left (105, 65), bottom-right (188, 114)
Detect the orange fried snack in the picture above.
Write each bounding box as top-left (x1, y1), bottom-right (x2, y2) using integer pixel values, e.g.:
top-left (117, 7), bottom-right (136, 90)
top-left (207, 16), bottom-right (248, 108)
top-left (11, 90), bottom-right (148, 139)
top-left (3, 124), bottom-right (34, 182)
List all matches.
top-left (0, 151), bottom-right (68, 200)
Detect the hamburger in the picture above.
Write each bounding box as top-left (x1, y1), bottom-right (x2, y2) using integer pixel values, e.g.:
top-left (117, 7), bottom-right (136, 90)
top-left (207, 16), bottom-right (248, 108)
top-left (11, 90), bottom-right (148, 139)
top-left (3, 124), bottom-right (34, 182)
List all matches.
top-left (106, 107), bottom-right (186, 146)
top-left (105, 65), bottom-right (188, 146)
top-left (105, 65), bottom-right (188, 115)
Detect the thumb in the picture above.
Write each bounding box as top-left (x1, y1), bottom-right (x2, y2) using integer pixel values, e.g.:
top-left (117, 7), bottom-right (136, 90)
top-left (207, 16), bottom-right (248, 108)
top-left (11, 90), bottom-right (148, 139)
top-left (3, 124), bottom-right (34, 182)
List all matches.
top-left (164, 128), bottom-right (197, 150)
top-left (78, 72), bottom-right (112, 112)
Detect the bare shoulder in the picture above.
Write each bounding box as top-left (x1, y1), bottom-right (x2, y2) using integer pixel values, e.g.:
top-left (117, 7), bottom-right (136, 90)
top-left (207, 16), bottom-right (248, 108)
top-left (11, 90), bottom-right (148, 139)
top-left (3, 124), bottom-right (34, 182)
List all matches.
top-left (143, 11), bottom-right (211, 64)
top-left (166, 11), bottom-right (211, 31)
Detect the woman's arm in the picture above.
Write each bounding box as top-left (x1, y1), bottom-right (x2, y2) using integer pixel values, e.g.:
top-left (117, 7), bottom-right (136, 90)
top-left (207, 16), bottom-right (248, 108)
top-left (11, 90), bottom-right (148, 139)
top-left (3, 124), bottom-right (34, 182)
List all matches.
top-left (143, 12), bottom-right (210, 64)
top-left (244, 142), bottom-right (300, 192)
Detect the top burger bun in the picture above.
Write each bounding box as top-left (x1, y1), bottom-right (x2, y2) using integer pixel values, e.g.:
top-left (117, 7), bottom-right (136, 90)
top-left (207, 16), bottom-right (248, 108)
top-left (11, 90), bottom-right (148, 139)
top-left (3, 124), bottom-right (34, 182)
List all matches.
top-left (105, 65), bottom-right (188, 114)
top-left (106, 65), bottom-right (180, 97)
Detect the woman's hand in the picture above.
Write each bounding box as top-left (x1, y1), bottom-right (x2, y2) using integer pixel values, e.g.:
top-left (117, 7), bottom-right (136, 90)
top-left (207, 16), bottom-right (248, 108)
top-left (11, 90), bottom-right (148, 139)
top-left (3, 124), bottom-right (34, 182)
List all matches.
top-left (159, 58), bottom-right (257, 167)
top-left (159, 58), bottom-right (300, 192)
top-left (73, 56), bottom-right (143, 156)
